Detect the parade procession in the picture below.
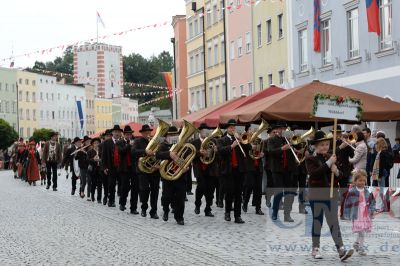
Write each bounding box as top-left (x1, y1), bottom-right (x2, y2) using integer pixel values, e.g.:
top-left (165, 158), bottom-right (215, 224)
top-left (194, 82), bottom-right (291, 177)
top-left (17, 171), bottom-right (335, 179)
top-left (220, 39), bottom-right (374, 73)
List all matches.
top-left (1, 0), bottom-right (400, 265)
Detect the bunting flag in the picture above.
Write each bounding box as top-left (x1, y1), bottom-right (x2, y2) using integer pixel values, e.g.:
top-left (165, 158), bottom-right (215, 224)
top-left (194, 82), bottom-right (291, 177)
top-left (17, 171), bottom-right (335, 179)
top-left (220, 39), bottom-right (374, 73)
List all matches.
top-left (97, 11), bottom-right (106, 28)
top-left (313, 0), bottom-right (321, 53)
top-left (366, 0), bottom-right (380, 35)
top-left (162, 72), bottom-right (173, 97)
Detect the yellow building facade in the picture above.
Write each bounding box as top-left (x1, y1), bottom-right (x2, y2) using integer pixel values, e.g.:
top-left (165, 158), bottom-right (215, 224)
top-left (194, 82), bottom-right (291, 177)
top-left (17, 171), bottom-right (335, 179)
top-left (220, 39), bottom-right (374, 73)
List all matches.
top-left (252, 0), bottom-right (289, 91)
top-left (94, 98), bottom-right (112, 133)
top-left (17, 70), bottom-right (39, 139)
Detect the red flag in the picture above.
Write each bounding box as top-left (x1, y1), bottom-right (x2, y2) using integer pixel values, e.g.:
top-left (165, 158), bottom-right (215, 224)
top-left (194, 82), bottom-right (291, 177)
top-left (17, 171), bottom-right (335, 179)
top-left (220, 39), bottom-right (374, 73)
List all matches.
top-left (366, 0), bottom-right (380, 35)
top-left (162, 72), bottom-right (173, 97)
top-left (313, 0), bottom-right (321, 53)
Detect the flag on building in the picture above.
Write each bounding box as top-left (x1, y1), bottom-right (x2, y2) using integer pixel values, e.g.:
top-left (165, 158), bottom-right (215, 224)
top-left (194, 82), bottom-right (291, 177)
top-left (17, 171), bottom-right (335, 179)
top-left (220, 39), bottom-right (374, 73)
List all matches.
top-left (97, 11), bottom-right (106, 28)
top-left (162, 72), bottom-right (173, 97)
top-left (313, 0), bottom-right (321, 53)
top-left (366, 0), bottom-right (380, 35)
top-left (9, 61), bottom-right (14, 68)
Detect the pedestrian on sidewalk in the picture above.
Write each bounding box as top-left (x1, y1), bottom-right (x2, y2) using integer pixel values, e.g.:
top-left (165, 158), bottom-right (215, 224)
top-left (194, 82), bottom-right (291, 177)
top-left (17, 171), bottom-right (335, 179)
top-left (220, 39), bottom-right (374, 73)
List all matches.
top-left (344, 169), bottom-right (376, 256)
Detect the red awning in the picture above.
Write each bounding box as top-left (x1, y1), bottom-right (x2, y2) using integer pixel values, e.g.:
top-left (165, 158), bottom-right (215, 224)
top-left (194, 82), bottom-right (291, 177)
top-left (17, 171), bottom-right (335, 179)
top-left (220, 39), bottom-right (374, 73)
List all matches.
top-left (201, 85), bottom-right (284, 127)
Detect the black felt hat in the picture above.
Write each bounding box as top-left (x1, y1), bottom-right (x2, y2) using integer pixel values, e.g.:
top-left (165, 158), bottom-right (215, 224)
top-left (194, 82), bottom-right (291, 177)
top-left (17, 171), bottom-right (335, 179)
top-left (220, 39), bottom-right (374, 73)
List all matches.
top-left (139, 124), bottom-right (153, 133)
top-left (198, 123), bottom-right (208, 130)
top-left (310, 130), bottom-right (333, 145)
top-left (270, 121), bottom-right (288, 130)
top-left (226, 119), bottom-right (237, 126)
top-left (90, 138), bottom-right (101, 145)
top-left (111, 125), bottom-right (123, 132)
top-left (123, 125), bottom-right (133, 133)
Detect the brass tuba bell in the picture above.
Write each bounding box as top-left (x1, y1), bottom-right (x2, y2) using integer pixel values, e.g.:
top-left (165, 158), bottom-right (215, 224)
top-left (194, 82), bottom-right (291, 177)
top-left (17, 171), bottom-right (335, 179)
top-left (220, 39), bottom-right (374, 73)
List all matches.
top-left (249, 119), bottom-right (269, 160)
top-left (160, 120), bottom-right (199, 181)
top-left (200, 126), bottom-right (223, 165)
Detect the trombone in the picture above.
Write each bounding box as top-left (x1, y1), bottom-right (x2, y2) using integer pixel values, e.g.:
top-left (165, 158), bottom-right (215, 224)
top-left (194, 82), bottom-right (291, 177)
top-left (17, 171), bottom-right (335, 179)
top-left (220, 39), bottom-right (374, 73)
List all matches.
top-left (341, 132), bottom-right (357, 150)
top-left (284, 127), bottom-right (315, 164)
top-left (234, 133), bottom-right (247, 158)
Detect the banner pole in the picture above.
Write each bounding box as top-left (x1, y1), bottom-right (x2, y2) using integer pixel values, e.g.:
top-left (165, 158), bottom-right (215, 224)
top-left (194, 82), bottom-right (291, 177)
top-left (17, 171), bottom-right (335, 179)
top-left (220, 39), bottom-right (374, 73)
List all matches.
top-left (330, 118), bottom-right (338, 198)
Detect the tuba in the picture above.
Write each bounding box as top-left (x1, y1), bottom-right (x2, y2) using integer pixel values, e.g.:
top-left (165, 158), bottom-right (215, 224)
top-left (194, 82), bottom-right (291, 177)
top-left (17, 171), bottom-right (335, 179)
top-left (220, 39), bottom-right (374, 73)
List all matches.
top-left (200, 126), bottom-right (223, 165)
top-left (138, 119), bottom-right (170, 174)
top-left (160, 120), bottom-right (198, 181)
top-left (249, 119), bottom-right (269, 160)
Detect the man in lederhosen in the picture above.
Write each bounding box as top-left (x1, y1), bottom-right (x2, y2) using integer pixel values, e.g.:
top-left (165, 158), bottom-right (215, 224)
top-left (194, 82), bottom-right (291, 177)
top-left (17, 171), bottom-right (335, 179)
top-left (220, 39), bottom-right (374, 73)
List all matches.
top-left (217, 119), bottom-right (245, 224)
top-left (42, 131), bottom-right (62, 191)
top-left (267, 121), bottom-right (297, 222)
top-left (101, 125), bottom-right (123, 208)
top-left (132, 124), bottom-right (160, 219)
top-left (191, 123), bottom-right (215, 217)
top-left (64, 137), bottom-right (82, 195)
top-left (157, 126), bottom-right (186, 225)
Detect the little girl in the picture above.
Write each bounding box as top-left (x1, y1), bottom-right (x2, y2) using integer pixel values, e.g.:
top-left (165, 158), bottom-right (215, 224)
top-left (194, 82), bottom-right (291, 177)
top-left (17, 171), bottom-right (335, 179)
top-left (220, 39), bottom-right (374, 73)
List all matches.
top-left (344, 169), bottom-right (376, 256)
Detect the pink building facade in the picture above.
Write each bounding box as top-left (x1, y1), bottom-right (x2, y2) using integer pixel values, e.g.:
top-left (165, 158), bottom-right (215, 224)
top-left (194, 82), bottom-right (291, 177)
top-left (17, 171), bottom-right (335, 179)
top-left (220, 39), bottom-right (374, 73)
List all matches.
top-left (172, 15), bottom-right (189, 119)
top-left (226, 2), bottom-right (254, 99)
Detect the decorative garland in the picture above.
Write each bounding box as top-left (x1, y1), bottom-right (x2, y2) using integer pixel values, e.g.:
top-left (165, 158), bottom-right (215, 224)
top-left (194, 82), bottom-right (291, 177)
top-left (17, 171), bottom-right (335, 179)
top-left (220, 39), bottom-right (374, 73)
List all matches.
top-left (312, 93), bottom-right (363, 120)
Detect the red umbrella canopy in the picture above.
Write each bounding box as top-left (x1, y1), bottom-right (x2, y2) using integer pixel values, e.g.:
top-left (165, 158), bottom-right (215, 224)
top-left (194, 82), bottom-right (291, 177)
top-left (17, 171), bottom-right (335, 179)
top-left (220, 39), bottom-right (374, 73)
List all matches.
top-left (202, 85), bottom-right (284, 127)
top-left (220, 80), bottom-right (400, 123)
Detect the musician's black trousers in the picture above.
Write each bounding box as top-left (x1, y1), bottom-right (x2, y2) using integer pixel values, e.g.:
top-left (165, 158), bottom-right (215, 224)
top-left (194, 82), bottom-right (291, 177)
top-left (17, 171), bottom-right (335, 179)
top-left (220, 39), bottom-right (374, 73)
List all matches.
top-left (118, 171), bottom-right (130, 207)
top-left (271, 171), bottom-right (296, 216)
top-left (107, 169), bottom-right (118, 205)
top-left (243, 170), bottom-right (262, 209)
top-left (138, 173), bottom-right (160, 215)
top-left (224, 169), bottom-right (244, 218)
top-left (195, 172), bottom-right (214, 213)
top-left (161, 177), bottom-right (186, 221)
top-left (90, 168), bottom-right (102, 201)
top-left (130, 173), bottom-right (140, 211)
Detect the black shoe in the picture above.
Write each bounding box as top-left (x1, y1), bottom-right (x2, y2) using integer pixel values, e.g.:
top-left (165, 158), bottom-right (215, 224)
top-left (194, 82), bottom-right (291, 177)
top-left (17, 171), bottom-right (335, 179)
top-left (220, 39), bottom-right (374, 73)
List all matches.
top-left (266, 201), bottom-right (271, 208)
top-left (185, 197), bottom-right (188, 202)
top-left (119, 205), bottom-right (126, 211)
top-left (242, 204), bottom-right (248, 213)
top-left (176, 220), bottom-right (184, 225)
top-left (103, 198), bottom-right (107, 205)
top-left (53, 188), bottom-right (57, 191)
top-left (251, 202), bottom-right (256, 207)
top-left (46, 185), bottom-right (50, 190)
top-left (66, 174), bottom-right (69, 180)
top-left (71, 189), bottom-right (75, 195)
top-left (108, 203), bottom-right (116, 207)
top-left (205, 211), bottom-right (214, 217)
top-left (224, 213), bottom-right (231, 222)
top-left (97, 200), bottom-right (102, 204)
top-left (339, 248), bottom-right (354, 262)
top-left (256, 209), bottom-right (264, 215)
top-left (194, 207), bottom-right (200, 214)
top-left (150, 213), bottom-right (159, 219)
top-left (130, 209), bottom-right (139, 215)
top-left (162, 212), bottom-right (168, 221)
top-left (187, 191), bottom-right (193, 195)
top-left (171, 209), bottom-right (175, 214)
top-left (284, 215), bottom-right (294, 222)
top-left (234, 217), bottom-right (245, 224)
top-left (271, 213), bottom-right (278, 221)
top-left (141, 211), bottom-right (147, 217)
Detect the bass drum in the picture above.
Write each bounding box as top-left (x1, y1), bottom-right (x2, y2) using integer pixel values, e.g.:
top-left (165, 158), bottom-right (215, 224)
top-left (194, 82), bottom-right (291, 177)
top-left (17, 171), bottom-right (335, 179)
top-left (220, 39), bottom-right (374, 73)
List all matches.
top-left (73, 158), bottom-right (80, 178)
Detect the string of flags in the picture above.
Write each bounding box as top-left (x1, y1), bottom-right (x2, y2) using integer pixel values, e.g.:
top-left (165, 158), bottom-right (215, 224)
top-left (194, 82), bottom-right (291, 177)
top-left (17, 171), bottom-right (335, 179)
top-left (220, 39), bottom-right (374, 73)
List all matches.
top-left (138, 90), bottom-right (182, 107)
top-left (0, 20), bottom-right (169, 64)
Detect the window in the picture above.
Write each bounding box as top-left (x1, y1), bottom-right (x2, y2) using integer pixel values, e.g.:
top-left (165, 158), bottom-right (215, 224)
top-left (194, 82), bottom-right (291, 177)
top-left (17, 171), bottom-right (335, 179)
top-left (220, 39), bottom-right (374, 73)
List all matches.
top-left (26, 91), bottom-right (29, 102)
top-left (209, 82), bottom-right (213, 106)
top-left (278, 14), bottom-right (283, 39)
top-left (5, 83), bottom-right (8, 91)
top-left (279, 70), bottom-right (285, 86)
top-left (206, 4), bottom-right (211, 27)
top-left (199, 16), bottom-right (204, 33)
top-left (190, 55), bottom-right (194, 74)
top-left (207, 41), bottom-right (212, 67)
top-left (40, 110), bottom-right (44, 120)
top-left (257, 24), bottom-right (262, 47)
top-left (196, 91), bottom-right (200, 108)
top-left (321, 19), bottom-right (332, 66)
top-left (32, 92), bottom-right (36, 103)
top-left (19, 108), bottom-right (23, 120)
top-left (266, 19), bottom-right (272, 43)
top-left (213, 2), bottom-right (218, 24)
top-left (232, 87), bottom-right (236, 98)
top-left (248, 82), bottom-right (253, 95)
top-left (200, 50), bottom-right (205, 70)
top-left (46, 93), bottom-right (49, 101)
top-left (33, 110), bottom-right (36, 121)
top-left (19, 128), bottom-right (23, 137)
top-left (379, 0), bottom-right (393, 50)
top-left (51, 93), bottom-right (54, 101)
top-left (4, 101), bottom-right (9, 113)
top-left (25, 79), bottom-right (29, 85)
top-left (26, 109), bottom-right (30, 120)
top-left (27, 128), bottom-right (31, 138)
top-left (46, 111), bottom-right (49, 119)
top-left (215, 81), bottom-right (220, 104)
top-left (19, 91), bottom-right (22, 101)
top-left (86, 72), bottom-right (90, 78)
top-left (230, 41), bottom-right (235, 60)
top-left (19, 78), bottom-right (22, 84)
top-left (32, 80), bottom-right (36, 86)
top-left (240, 85), bottom-right (244, 96)
top-left (347, 9), bottom-right (360, 59)
top-left (195, 53), bottom-right (200, 73)
top-left (237, 37), bottom-right (243, 57)
top-left (214, 40), bottom-right (219, 64)
top-left (194, 19), bottom-right (198, 36)
top-left (299, 29), bottom-right (308, 72)
top-left (220, 35), bottom-right (225, 62)
top-left (11, 84), bottom-right (15, 92)
top-left (268, 74), bottom-right (273, 85)
top-left (191, 92), bottom-right (195, 108)
top-left (245, 32), bottom-right (251, 53)
top-left (222, 78), bottom-right (226, 101)
top-left (52, 111), bottom-right (55, 120)
top-left (258, 76), bottom-right (264, 90)
top-left (40, 92), bottom-right (43, 101)
top-left (12, 102), bottom-right (16, 113)
top-left (189, 22), bottom-right (193, 38)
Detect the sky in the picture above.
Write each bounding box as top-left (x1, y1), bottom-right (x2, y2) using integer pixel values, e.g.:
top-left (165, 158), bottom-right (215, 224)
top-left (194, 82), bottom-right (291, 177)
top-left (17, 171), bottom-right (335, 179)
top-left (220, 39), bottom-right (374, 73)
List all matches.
top-left (0, 0), bottom-right (186, 69)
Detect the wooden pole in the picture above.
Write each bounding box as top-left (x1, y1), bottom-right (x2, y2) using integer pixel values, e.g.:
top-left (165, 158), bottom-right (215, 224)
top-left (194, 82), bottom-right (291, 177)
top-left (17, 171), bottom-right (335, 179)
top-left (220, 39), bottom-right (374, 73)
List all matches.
top-left (330, 118), bottom-right (337, 198)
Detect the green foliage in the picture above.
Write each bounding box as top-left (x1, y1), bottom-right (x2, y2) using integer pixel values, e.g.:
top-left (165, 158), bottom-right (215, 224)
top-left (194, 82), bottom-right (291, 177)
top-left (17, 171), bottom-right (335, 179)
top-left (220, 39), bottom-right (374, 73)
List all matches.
top-left (0, 119), bottom-right (18, 150)
top-left (31, 128), bottom-right (55, 143)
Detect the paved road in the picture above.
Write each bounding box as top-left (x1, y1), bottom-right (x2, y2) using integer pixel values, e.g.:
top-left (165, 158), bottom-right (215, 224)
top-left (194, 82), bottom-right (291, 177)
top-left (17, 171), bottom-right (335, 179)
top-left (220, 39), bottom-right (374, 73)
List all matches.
top-left (0, 170), bottom-right (399, 265)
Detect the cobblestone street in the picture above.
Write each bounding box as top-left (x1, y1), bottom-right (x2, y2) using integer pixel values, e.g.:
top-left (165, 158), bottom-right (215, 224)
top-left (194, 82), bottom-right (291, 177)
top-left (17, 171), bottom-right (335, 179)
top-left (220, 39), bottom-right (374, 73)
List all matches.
top-left (0, 170), bottom-right (399, 265)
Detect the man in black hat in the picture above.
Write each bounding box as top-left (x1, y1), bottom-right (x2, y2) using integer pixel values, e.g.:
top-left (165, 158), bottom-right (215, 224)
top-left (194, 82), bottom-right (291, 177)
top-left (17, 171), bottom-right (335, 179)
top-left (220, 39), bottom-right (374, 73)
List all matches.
top-left (263, 127), bottom-right (274, 208)
top-left (191, 123), bottom-right (215, 217)
top-left (76, 136), bottom-right (91, 199)
top-left (117, 125), bottom-right (136, 212)
top-left (132, 124), bottom-right (160, 218)
top-left (217, 119), bottom-right (245, 224)
top-left (101, 125), bottom-right (123, 207)
top-left (267, 121), bottom-right (297, 222)
top-left (42, 131), bottom-right (62, 191)
top-left (99, 129), bottom-right (112, 205)
top-left (64, 137), bottom-right (83, 195)
top-left (157, 126), bottom-right (187, 225)
top-left (87, 138), bottom-right (102, 203)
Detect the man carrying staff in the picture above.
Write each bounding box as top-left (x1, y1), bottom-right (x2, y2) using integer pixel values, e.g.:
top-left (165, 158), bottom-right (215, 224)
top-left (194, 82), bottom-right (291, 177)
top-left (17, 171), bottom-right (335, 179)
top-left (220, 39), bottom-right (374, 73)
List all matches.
top-left (267, 121), bottom-right (297, 222)
top-left (191, 123), bottom-right (215, 217)
top-left (101, 125), bottom-right (123, 208)
top-left (42, 132), bottom-right (62, 191)
top-left (132, 124), bottom-right (160, 219)
top-left (217, 119), bottom-right (245, 224)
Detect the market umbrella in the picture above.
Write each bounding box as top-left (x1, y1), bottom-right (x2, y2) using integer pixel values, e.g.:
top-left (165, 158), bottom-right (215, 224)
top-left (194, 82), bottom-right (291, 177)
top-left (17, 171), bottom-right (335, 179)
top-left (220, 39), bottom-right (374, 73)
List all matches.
top-left (220, 80), bottom-right (400, 124)
top-left (200, 85), bottom-right (284, 127)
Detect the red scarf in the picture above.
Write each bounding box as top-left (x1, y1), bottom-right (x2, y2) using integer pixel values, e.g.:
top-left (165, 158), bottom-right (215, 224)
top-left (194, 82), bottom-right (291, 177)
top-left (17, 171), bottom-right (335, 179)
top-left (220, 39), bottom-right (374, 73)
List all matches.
top-left (113, 145), bottom-right (120, 167)
top-left (283, 149), bottom-right (288, 169)
top-left (126, 150), bottom-right (132, 167)
top-left (231, 148), bottom-right (238, 168)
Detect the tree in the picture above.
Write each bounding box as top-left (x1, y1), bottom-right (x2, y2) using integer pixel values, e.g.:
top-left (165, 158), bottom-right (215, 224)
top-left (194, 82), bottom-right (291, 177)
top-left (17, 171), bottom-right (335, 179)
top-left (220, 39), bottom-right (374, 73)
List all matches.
top-left (0, 119), bottom-right (18, 150)
top-left (31, 129), bottom-right (55, 143)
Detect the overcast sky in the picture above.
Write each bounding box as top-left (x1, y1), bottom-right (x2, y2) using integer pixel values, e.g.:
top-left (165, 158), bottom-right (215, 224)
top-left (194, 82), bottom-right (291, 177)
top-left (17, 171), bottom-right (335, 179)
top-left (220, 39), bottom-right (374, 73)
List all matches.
top-left (0, 0), bottom-right (186, 69)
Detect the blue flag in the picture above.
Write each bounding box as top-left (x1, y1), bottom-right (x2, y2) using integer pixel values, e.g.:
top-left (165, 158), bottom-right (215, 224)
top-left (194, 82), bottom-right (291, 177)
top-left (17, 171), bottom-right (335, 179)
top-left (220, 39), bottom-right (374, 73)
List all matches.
top-left (76, 100), bottom-right (84, 130)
